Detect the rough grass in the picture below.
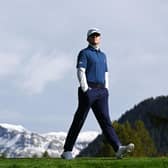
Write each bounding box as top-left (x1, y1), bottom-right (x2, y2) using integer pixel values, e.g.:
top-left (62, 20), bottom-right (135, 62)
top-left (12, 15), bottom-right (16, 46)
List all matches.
top-left (0, 157), bottom-right (168, 168)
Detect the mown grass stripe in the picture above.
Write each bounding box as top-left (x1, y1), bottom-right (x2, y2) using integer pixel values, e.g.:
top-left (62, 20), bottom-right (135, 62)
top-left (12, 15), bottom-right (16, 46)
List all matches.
top-left (0, 157), bottom-right (168, 168)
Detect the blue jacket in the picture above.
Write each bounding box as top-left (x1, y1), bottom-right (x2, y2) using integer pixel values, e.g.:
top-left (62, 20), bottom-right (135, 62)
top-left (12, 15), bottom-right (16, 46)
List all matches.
top-left (76, 45), bottom-right (108, 85)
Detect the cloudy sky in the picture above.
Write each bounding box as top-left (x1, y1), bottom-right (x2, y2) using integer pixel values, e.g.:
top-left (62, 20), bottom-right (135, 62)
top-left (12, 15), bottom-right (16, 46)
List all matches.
top-left (0, 0), bottom-right (168, 133)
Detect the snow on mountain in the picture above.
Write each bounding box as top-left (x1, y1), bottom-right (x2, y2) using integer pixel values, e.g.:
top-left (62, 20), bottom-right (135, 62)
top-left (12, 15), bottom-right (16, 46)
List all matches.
top-left (0, 123), bottom-right (99, 158)
top-left (0, 123), bottom-right (26, 132)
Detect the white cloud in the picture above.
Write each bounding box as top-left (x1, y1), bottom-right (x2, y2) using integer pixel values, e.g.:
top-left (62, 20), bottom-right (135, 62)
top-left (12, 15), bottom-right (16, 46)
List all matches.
top-left (0, 53), bottom-right (22, 77)
top-left (0, 50), bottom-right (73, 95)
top-left (19, 51), bottom-right (73, 95)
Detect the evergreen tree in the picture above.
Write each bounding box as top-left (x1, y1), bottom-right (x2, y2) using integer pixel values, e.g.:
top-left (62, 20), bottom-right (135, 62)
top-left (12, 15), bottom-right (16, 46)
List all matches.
top-left (133, 120), bottom-right (156, 156)
top-left (0, 152), bottom-right (6, 159)
top-left (42, 151), bottom-right (50, 158)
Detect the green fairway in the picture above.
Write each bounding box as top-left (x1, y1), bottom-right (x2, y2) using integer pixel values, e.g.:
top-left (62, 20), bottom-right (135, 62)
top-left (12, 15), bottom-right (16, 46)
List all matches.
top-left (0, 157), bottom-right (168, 168)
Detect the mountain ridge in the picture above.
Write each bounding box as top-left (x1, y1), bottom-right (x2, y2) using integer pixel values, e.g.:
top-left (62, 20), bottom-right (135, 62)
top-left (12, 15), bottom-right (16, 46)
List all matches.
top-left (0, 123), bottom-right (99, 158)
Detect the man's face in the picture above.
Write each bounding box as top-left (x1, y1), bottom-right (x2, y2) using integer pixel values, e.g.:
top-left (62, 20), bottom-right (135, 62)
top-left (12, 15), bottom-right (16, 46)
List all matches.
top-left (87, 33), bottom-right (101, 45)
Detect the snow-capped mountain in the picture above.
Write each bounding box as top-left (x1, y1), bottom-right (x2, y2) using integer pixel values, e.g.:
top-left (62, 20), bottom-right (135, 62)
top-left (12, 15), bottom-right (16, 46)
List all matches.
top-left (0, 123), bottom-right (99, 158)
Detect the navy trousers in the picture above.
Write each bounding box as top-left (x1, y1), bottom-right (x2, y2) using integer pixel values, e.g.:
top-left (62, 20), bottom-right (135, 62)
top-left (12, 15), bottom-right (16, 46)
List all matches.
top-left (64, 87), bottom-right (121, 152)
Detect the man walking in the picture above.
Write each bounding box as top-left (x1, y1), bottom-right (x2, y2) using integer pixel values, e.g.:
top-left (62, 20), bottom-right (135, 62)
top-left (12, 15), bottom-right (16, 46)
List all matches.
top-left (61, 28), bottom-right (134, 160)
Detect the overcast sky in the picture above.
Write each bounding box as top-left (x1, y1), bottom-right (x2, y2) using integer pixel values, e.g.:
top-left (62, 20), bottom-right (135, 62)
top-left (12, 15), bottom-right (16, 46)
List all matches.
top-left (0, 0), bottom-right (168, 133)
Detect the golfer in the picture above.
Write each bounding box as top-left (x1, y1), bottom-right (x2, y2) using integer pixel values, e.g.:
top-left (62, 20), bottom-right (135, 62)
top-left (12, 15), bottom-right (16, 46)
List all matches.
top-left (61, 28), bottom-right (134, 160)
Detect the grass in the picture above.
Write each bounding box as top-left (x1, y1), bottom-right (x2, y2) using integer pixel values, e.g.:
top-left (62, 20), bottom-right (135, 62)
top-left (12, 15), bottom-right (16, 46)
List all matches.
top-left (0, 157), bottom-right (168, 168)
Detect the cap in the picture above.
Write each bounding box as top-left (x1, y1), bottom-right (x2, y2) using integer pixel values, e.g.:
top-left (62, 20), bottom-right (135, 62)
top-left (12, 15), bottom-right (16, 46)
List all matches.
top-left (87, 28), bottom-right (101, 38)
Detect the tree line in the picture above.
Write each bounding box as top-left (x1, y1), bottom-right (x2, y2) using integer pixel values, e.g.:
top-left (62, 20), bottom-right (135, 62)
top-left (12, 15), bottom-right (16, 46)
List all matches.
top-left (96, 120), bottom-right (157, 157)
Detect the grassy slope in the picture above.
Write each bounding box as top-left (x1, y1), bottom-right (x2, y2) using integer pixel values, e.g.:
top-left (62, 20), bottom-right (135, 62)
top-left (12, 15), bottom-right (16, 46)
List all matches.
top-left (0, 157), bottom-right (168, 168)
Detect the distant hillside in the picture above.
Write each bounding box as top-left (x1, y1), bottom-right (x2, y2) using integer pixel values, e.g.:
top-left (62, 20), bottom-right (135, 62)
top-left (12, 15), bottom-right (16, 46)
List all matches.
top-left (79, 95), bottom-right (168, 156)
top-left (118, 95), bottom-right (168, 155)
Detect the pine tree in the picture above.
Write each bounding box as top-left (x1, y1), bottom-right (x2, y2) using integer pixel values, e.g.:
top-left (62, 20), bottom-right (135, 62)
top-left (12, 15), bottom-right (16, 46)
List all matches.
top-left (133, 120), bottom-right (157, 156)
top-left (42, 151), bottom-right (50, 158)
